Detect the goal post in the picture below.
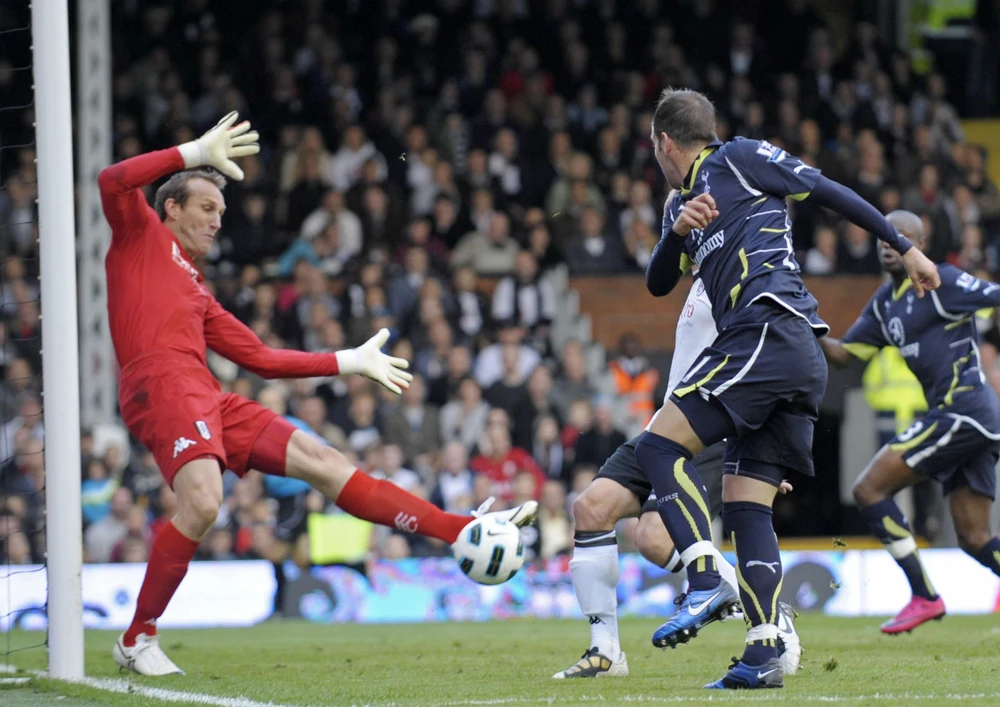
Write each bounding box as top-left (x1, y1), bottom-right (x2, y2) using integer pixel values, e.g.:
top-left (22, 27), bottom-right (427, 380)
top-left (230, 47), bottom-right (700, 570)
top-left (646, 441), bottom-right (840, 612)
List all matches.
top-left (33, 0), bottom-right (84, 679)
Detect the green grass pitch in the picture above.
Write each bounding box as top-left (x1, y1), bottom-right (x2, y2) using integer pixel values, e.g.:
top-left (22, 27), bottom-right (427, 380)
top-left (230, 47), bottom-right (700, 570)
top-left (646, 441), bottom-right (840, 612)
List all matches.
top-left (3, 614), bottom-right (1000, 706)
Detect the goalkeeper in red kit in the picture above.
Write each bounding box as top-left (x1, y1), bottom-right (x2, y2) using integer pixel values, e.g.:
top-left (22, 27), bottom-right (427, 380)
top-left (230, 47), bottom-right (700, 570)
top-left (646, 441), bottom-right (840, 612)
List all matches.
top-left (101, 113), bottom-right (538, 676)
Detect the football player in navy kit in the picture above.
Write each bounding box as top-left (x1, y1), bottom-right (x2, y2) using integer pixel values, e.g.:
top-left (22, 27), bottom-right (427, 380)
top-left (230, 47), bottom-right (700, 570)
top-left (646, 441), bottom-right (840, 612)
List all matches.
top-left (823, 210), bottom-right (1000, 635)
top-left (637, 88), bottom-right (939, 689)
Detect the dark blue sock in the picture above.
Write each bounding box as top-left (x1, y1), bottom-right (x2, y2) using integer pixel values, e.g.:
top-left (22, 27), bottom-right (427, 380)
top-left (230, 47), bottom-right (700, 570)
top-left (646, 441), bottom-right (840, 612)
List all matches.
top-left (633, 431), bottom-right (718, 591)
top-left (974, 536), bottom-right (1000, 578)
top-left (859, 499), bottom-right (937, 600)
top-left (723, 501), bottom-right (781, 666)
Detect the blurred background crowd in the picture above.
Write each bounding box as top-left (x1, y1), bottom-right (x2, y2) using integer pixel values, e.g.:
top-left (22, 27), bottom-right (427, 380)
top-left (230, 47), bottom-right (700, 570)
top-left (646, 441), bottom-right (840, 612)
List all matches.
top-left (2, 0), bottom-right (1000, 572)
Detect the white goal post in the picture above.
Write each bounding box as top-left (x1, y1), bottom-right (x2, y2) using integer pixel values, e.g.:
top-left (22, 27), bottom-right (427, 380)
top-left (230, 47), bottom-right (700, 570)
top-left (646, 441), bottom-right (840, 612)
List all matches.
top-left (33, 0), bottom-right (84, 679)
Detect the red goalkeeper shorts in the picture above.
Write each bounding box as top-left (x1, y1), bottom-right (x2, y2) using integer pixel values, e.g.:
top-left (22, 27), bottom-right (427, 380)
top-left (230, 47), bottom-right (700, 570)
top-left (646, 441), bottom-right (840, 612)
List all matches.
top-left (119, 355), bottom-right (295, 486)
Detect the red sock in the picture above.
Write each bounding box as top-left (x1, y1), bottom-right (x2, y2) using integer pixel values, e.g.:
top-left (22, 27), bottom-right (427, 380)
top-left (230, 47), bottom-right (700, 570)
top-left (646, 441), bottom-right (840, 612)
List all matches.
top-left (335, 470), bottom-right (470, 543)
top-left (122, 521), bottom-right (200, 647)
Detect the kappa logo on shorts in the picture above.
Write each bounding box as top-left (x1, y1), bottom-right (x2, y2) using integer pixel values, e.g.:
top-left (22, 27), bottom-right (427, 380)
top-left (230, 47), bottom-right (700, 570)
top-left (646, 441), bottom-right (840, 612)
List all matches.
top-left (173, 437), bottom-right (196, 458)
top-left (195, 420), bottom-right (211, 440)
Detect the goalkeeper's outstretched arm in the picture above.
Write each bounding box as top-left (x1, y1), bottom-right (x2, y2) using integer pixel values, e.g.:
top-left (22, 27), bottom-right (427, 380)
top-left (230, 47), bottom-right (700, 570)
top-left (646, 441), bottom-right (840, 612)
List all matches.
top-left (204, 299), bottom-right (412, 394)
top-left (99, 112), bottom-right (259, 239)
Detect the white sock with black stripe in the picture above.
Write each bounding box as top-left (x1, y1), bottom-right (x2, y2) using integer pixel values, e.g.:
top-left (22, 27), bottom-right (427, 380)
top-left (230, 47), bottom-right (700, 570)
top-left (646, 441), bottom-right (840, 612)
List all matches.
top-left (570, 530), bottom-right (621, 661)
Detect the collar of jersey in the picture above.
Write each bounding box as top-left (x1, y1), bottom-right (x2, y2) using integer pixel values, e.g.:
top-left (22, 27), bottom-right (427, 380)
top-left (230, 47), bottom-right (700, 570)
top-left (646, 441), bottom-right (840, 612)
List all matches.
top-left (681, 141), bottom-right (723, 195)
top-left (892, 278), bottom-right (911, 300)
top-left (170, 233), bottom-right (204, 283)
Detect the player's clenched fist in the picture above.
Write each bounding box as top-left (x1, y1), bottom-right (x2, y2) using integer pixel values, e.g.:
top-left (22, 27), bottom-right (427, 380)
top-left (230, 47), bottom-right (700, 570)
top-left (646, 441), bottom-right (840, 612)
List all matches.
top-left (177, 111), bottom-right (260, 181)
top-left (335, 328), bottom-right (414, 395)
top-left (670, 192), bottom-right (720, 237)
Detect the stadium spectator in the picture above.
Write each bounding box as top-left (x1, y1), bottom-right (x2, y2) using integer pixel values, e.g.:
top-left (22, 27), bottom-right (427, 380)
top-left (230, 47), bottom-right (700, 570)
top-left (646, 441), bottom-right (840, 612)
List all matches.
top-left (537, 479), bottom-right (572, 560)
top-left (431, 441), bottom-right (475, 515)
top-left (451, 211), bottom-right (519, 276)
top-left (608, 333), bottom-right (660, 431)
top-left (805, 226), bottom-right (839, 275)
top-left (382, 373), bottom-right (441, 464)
top-left (470, 408), bottom-right (546, 503)
top-left (440, 376), bottom-right (490, 453)
top-left (551, 340), bottom-right (597, 420)
top-left (491, 250), bottom-right (556, 333)
top-left (371, 443), bottom-right (422, 494)
top-left (84, 487), bottom-right (133, 564)
top-left (563, 206), bottom-right (627, 275)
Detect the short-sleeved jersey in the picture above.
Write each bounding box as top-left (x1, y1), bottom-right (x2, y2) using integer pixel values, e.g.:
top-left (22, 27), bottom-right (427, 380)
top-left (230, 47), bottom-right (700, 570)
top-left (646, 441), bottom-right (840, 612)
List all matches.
top-left (842, 264), bottom-right (1000, 409)
top-left (662, 137), bottom-right (827, 335)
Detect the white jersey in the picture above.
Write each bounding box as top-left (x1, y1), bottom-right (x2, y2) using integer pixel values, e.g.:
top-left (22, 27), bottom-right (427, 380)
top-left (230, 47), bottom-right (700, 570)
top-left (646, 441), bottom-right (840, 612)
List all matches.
top-left (665, 277), bottom-right (718, 400)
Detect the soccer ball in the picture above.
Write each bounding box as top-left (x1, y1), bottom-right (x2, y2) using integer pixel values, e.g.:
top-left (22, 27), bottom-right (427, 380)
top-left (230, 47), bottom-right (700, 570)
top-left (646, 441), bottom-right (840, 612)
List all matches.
top-left (452, 515), bottom-right (525, 585)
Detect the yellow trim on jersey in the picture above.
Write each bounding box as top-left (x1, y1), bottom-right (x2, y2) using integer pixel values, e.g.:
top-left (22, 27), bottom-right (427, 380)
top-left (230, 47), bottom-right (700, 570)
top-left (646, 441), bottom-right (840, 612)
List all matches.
top-left (679, 253), bottom-right (692, 275)
top-left (729, 248), bottom-right (749, 307)
top-left (681, 145), bottom-right (720, 194)
top-left (673, 355), bottom-right (731, 398)
top-left (843, 342), bottom-right (880, 362)
top-left (892, 279), bottom-right (912, 301)
top-left (945, 317), bottom-right (971, 331)
top-left (763, 262), bottom-right (774, 269)
top-left (944, 354), bottom-right (974, 406)
top-left (752, 196), bottom-right (767, 206)
top-left (759, 227), bottom-right (790, 233)
top-left (788, 192), bottom-right (811, 201)
top-left (889, 422), bottom-right (938, 452)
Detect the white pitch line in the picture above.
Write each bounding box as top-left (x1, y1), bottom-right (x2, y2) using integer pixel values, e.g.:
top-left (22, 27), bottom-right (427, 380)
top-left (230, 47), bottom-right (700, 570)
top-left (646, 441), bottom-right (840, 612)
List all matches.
top-left (12, 667), bottom-right (1000, 707)
top-left (25, 670), bottom-right (305, 707)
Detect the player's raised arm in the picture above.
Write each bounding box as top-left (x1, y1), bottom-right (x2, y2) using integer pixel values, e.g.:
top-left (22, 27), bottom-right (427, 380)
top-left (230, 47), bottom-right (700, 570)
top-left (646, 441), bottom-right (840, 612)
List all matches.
top-left (806, 178), bottom-right (940, 297)
top-left (203, 299), bottom-right (412, 393)
top-left (99, 112), bottom-right (259, 239)
top-left (732, 139), bottom-right (940, 297)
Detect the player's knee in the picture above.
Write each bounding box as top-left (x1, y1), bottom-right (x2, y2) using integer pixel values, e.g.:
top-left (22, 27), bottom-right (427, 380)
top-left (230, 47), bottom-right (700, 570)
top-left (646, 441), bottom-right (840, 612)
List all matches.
top-left (954, 525), bottom-right (991, 555)
top-left (851, 477), bottom-right (881, 508)
top-left (291, 437), bottom-right (354, 486)
top-left (572, 491), bottom-right (617, 532)
top-left (634, 513), bottom-right (673, 567)
top-left (180, 489), bottom-right (222, 535)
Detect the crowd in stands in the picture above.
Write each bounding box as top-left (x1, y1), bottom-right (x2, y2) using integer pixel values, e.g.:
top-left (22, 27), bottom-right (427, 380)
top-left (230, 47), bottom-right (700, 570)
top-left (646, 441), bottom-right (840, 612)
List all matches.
top-left (2, 0), bottom-right (1000, 567)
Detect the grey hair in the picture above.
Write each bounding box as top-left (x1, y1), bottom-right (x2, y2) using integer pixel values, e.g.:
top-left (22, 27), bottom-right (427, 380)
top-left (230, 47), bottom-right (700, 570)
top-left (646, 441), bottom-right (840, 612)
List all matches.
top-left (154, 169), bottom-right (227, 221)
top-left (652, 88), bottom-right (718, 149)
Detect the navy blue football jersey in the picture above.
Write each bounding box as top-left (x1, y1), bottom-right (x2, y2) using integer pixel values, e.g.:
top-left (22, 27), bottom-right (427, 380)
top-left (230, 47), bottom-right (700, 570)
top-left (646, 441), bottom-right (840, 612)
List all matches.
top-left (842, 264), bottom-right (1000, 408)
top-left (662, 137), bottom-right (828, 335)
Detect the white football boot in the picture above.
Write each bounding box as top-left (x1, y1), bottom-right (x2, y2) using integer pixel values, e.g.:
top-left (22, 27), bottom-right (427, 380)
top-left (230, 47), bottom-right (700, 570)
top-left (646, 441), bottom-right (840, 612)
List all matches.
top-left (473, 496), bottom-right (538, 528)
top-left (552, 647), bottom-right (629, 679)
top-left (113, 632), bottom-right (184, 676)
top-left (776, 601), bottom-right (802, 676)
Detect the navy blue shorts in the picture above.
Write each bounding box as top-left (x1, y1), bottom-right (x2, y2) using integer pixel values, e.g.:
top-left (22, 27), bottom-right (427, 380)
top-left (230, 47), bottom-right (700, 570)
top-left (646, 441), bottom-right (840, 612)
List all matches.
top-left (891, 395), bottom-right (1000, 500)
top-left (670, 302), bottom-right (828, 485)
top-left (594, 437), bottom-right (726, 517)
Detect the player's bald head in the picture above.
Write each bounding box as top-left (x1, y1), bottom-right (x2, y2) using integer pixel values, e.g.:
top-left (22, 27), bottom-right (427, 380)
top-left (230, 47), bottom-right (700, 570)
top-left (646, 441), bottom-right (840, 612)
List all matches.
top-left (886, 210), bottom-right (924, 246)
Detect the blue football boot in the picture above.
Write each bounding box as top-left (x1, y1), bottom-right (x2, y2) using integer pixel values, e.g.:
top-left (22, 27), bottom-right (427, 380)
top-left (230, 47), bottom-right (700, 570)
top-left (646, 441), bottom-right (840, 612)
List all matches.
top-left (704, 657), bottom-right (784, 689)
top-left (651, 579), bottom-right (740, 648)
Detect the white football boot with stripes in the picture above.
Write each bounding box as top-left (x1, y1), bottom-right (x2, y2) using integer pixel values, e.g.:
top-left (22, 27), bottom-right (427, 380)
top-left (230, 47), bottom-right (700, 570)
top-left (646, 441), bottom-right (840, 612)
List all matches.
top-left (473, 496), bottom-right (538, 528)
top-left (776, 602), bottom-right (802, 676)
top-left (113, 632), bottom-right (184, 676)
top-left (552, 647), bottom-right (629, 679)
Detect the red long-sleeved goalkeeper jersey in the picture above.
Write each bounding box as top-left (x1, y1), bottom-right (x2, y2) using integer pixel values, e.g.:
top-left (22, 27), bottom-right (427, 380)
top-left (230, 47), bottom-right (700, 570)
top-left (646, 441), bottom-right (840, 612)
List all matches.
top-left (100, 148), bottom-right (340, 384)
